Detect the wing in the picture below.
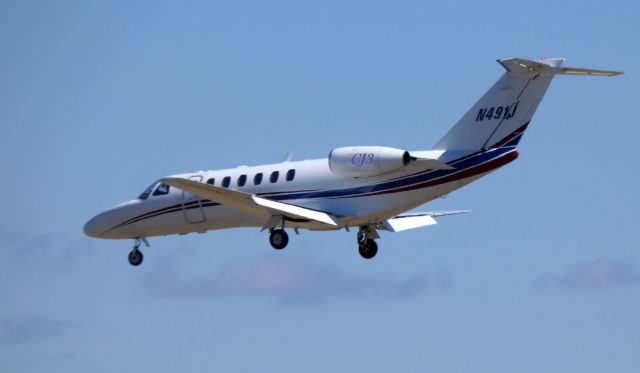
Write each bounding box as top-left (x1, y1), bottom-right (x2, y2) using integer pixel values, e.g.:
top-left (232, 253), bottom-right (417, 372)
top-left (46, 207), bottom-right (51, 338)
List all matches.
top-left (160, 177), bottom-right (343, 229)
top-left (382, 210), bottom-right (470, 232)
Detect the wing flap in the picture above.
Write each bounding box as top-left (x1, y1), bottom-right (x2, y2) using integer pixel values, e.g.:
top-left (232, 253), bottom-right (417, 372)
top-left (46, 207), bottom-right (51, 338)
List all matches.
top-left (383, 215), bottom-right (437, 232)
top-left (251, 196), bottom-right (342, 227)
top-left (382, 210), bottom-right (470, 232)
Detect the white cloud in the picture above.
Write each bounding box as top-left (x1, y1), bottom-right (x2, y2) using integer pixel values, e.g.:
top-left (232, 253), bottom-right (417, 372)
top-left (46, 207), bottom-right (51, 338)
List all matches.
top-left (535, 258), bottom-right (640, 289)
top-left (0, 228), bottom-right (96, 273)
top-left (142, 255), bottom-right (445, 306)
top-left (0, 316), bottom-right (78, 345)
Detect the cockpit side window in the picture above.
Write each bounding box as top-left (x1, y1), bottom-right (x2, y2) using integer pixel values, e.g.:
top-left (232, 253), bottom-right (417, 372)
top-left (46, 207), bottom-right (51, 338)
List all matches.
top-left (138, 182), bottom-right (157, 200)
top-left (152, 183), bottom-right (170, 196)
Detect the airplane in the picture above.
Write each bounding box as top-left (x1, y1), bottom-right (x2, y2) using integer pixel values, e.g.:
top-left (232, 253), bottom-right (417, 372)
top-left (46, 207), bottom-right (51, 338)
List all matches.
top-left (84, 57), bottom-right (621, 266)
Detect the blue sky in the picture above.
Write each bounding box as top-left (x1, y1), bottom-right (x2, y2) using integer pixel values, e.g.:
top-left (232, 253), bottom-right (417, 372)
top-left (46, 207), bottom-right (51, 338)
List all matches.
top-left (1, 0), bottom-right (639, 372)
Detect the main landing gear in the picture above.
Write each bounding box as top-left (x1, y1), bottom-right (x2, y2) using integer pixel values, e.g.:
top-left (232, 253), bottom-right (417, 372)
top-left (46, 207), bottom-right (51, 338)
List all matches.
top-left (357, 226), bottom-right (379, 259)
top-left (269, 229), bottom-right (289, 250)
top-left (265, 215), bottom-right (291, 250)
top-left (266, 224), bottom-right (381, 260)
top-left (128, 238), bottom-right (148, 266)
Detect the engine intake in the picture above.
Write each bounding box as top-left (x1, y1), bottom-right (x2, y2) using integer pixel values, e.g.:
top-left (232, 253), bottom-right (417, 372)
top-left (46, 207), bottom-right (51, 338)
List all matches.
top-left (328, 146), bottom-right (411, 178)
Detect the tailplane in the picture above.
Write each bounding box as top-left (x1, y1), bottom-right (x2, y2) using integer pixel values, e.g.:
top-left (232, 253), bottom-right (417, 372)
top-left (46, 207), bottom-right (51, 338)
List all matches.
top-left (433, 58), bottom-right (622, 154)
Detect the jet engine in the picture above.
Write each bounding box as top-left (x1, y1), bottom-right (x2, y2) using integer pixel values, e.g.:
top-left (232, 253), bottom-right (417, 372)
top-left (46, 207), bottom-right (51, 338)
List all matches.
top-left (328, 146), bottom-right (411, 178)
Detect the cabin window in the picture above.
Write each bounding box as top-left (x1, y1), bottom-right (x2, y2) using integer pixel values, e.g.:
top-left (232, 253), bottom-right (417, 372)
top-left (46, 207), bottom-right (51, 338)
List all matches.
top-left (222, 176), bottom-right (231, 188)
top-left (254, 173), bottom-right (263, 185)
top-left (206, 178), bottom-right (215, 185)
top-left (152, 183), bottom-right (170, 196)
top-left (270, 171), bottom-right (279, 183)
top-left (238, 174), bottom-right (247, 187)
top-left (286, 169), bottom-right (296, 182)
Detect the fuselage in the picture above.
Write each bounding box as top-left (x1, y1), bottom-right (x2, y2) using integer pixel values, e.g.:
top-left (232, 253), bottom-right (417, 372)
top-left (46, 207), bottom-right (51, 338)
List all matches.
top-left (84, 146), bottom-right (519, 239)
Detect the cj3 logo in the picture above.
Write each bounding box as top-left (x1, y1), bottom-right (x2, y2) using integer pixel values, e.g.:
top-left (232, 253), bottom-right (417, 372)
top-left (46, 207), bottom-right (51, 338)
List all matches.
top-left (476, 101), bottom-right (519, 122)
top-left (352, 153), bottom-right (375, 167)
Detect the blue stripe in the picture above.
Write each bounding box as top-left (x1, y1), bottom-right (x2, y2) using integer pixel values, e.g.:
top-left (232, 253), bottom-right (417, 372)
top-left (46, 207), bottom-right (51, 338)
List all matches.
top-left (266, 147), bottom-right (515, 201)
top-left (503, 134), bottom-right (524, 147)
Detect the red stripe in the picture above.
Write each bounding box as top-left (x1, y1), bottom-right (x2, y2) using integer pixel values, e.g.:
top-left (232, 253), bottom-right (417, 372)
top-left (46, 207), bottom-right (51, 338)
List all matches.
top-left (346, 148), bottom-right (519, 198)
top-left (490, 122), bottom-right (529, 148)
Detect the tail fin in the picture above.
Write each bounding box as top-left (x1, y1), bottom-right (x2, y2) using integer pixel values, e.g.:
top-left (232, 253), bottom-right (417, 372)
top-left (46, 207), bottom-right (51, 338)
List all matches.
top-left (433, 58), bottom-right (622, 153)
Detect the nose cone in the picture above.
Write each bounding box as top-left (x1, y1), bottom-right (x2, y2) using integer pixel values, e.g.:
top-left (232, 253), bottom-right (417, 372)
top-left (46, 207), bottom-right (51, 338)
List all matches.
top-left (84, 212), bottom-right (112, 238)
top-left (84, 199), bottom-right (142, 239)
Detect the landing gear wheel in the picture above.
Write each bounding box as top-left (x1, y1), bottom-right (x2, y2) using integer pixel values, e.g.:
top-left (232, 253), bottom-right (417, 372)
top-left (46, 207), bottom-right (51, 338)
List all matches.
top-left (128, 249), bottom-right (144, 266)
top-left (358, 239), bottom-right (378, 259)
top-left (269, 229), bottom-right (289, 250)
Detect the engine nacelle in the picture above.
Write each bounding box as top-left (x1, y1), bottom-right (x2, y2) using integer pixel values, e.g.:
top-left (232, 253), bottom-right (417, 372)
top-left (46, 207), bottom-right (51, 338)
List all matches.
top-left (328, 146), bottom-right (411, 178)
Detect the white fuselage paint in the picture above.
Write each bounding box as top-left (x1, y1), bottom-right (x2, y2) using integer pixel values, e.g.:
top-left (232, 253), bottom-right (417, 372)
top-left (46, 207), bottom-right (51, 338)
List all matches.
top-left (87, 149), bottom-right (514, 240)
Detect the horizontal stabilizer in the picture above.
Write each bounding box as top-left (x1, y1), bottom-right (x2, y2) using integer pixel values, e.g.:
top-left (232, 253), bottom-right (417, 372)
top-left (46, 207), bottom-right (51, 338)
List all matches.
top-left (409, 150), bottom-right (454, 170)
top-left (498, 58), bottom-right (623, 77)
top-left (411, 157), bottom-right (455, 170)
top-left (160, 177), bottom-right (342, 228)
top-left (554, 66), bottom-right (624, 76)
top-left (382, 210), bottom-right (470, 232)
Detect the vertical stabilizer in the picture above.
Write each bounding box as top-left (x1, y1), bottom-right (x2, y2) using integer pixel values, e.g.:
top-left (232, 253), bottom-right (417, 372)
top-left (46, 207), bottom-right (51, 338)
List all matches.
top-left (433, 58), bottom-right (563, 153)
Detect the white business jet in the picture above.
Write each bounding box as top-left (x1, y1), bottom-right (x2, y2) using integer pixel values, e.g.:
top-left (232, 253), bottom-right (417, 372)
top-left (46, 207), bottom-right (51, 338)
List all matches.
top-left (84, 58), bottom-right (621, 266)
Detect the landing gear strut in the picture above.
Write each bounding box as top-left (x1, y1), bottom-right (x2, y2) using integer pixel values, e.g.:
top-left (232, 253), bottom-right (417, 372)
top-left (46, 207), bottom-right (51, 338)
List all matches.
top-left (357, 226), bottom-right (379, 259)
top-left (128, 238), bottom-right (148, 266)
top-left (269, 229), bottom-right (289, 250)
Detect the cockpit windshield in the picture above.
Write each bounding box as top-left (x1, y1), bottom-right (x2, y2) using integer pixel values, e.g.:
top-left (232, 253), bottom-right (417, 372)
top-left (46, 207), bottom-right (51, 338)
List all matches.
top-left (138, 181), bottom-right (171, 200)
top-left (138, 182), bottom-right (158, 200)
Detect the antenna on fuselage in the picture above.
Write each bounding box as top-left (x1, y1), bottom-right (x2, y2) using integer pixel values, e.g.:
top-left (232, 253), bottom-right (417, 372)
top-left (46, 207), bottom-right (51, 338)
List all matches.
top-left (282, 151), bottom-right (294, 163)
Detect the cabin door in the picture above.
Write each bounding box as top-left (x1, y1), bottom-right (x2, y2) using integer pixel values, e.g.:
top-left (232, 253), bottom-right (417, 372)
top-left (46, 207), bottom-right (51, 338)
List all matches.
top-left (182, 175), bottom-right (206, 224)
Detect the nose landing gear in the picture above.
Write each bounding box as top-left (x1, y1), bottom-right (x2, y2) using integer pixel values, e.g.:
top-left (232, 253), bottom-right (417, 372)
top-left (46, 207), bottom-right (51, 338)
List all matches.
top-left (128, 238), bottom-right (149, 266)
top-left (357, 226), bottom-right (379, 259)
top-left (358, 239), bottom-right (378, 259)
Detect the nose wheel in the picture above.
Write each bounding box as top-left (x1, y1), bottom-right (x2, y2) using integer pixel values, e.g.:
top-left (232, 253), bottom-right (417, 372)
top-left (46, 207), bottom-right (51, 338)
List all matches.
top-left (357, 226), bottom-right (379, 259)
top-left (128, 238), bottom-right (148, 266)
top-left (358, 239), bottom-right (378, 259)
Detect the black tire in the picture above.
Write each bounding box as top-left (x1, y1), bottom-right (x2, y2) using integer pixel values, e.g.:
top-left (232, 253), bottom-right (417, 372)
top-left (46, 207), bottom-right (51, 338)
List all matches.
top-left (128, 249), bottom-right (144, 266)
top-left (269, 229), bottom-right (289, 250)
top-left (358, 239), bottom-right (378, 259)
